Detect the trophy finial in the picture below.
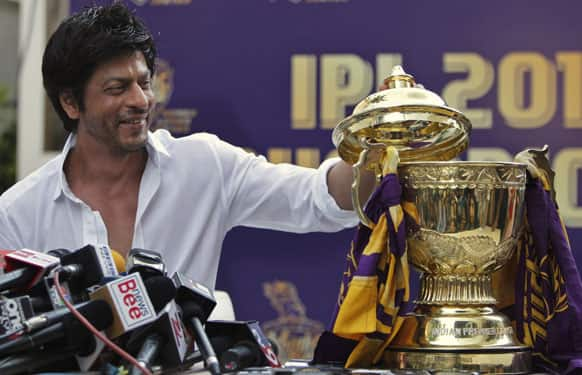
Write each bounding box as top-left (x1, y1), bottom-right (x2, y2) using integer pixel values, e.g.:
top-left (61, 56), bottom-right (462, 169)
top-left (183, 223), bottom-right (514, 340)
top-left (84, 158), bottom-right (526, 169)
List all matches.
top-left (384, 65), bottom-right (416, 89)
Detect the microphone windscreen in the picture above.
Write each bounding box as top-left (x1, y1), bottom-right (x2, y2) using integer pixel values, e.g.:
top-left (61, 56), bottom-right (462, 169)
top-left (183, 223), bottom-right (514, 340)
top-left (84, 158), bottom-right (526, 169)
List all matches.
top-left (180, 301), bottom-right (206, 321)
top-left (80, 299), bottom-right (114, 330)
top-left (110, 249), bottom-right (126, 274)
top-left (144, 276), bottom-right (177, 312)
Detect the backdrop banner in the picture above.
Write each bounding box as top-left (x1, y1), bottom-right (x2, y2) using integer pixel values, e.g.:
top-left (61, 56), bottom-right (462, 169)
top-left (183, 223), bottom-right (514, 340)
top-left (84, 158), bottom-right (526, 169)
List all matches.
top-left (71, 0), bottom-right (582, 361)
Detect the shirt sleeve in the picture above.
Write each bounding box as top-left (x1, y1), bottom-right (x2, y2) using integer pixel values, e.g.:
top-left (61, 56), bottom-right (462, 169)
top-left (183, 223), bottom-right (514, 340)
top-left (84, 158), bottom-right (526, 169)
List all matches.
top-left (207, 135), bottom-right (359, 232)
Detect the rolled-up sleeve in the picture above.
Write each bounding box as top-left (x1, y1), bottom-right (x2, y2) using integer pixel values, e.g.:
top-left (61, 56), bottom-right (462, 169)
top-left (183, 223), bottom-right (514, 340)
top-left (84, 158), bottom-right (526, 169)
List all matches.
top-left (312, 157), bottom-right (360, 227)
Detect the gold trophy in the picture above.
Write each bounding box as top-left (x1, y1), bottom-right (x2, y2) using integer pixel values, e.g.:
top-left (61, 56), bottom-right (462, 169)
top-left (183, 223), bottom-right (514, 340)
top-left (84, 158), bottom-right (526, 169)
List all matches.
top-left (333, 66), bottom-right (531, 374)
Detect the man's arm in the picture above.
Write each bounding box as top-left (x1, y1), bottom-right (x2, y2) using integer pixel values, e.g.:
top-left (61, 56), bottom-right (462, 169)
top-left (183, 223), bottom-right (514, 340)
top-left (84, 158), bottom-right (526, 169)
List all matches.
top-left (327, 160), bottom-right (377, 211)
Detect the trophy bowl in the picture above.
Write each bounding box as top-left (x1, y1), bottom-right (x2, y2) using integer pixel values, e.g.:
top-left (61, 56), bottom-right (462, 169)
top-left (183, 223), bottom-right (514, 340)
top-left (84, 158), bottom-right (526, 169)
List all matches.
top-left (398, 161), bottom-right (527, 306)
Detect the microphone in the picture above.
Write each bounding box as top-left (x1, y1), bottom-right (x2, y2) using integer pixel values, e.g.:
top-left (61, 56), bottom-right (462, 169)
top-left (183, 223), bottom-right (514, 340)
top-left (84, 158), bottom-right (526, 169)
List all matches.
top-left (126, 248), bottom-right (167, 279)
top-left (20, 300), bottom-right (94, 334)
top-left (15, 250), bottom-right (70, 313)
top-left (89, 273), bottom-right (176, 338)
top-left (0, 268), bottom-right (37, 292)
top-left (82, 274), bottom-right (176, 372)
top-left (111, 249), bottom-right (127, 274)
top-left (58, 244), bottom-right (118, 295)
top-left (22, 246), bottom-right (118, 312)
top-left (0, 249), bottom-right (60, 292)
top-left (206, 320), bottom-right (281, 371)
top-left (126, 300), bottom-right (190, 374)
top-left (0, 299), bottom-right (112, 356)
top-left (172, 272), bottom-right (220, 375)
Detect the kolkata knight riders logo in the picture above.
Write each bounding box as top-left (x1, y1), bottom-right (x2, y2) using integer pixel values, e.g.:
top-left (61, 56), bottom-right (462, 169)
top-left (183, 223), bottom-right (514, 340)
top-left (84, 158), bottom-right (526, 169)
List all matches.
top-left (261, 280), bottom-right (324, 362)
top-left (152, 58), bottom-right (197, 134)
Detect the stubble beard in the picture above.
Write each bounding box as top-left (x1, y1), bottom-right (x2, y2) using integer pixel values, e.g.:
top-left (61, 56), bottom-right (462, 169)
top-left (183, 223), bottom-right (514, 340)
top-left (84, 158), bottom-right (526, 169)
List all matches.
top-left (115, 125), bottom-right (149, 155)
top-left (83, 118), bottom-right (150, 157)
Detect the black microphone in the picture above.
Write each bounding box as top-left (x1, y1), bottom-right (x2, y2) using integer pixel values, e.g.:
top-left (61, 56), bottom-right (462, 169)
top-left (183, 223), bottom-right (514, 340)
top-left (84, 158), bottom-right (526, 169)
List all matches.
top-left (58, 244), bottom-right (118, 295)
top-left (33, 244), bottom-right (120, 312)
top-left (144, 276), bottom-right (177, 312)
top-left (206, 320), bottom-right (281, 371)
top-left (126, 300), bottom-right (190, 375)
top-left (0, 268), bottom-right (36, 291)
top-left (23, 247), bottom-right (119, 313)
top-left (126, 248), bottom-right (167, 279)
top-left (22, 272), bottom-right (100, 315)
top-left (20, 300), bottom-right (94, 334)
top-left (0, 249), bottom-right (60, 292)
top-left (172, 272), bottom-right (220, 375)
top-left (0, 299), bottom-right (112, 356)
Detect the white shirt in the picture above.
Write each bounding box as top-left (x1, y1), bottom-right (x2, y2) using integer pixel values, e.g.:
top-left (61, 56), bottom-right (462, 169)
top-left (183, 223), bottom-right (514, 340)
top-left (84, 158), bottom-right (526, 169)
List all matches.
top-left (0, 130), bottom-right (357, 287)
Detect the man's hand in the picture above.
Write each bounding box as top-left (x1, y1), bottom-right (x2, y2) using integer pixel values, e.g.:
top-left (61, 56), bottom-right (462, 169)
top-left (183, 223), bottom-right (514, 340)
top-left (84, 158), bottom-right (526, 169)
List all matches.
top-left (326, 84), bottom-right (392, 211)
top-left (514, 145), bottom-right (557, 205)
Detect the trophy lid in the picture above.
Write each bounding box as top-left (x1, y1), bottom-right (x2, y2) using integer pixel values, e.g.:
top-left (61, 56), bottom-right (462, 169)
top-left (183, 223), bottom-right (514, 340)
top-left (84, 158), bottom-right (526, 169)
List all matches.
top-left (332, 66), bottom-right (472, 164)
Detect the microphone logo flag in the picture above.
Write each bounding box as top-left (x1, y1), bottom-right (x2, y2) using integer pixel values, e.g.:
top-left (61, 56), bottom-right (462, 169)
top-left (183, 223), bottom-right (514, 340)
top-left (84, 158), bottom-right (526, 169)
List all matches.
top-left (0, 297), bottom-right (33, 336)
top-left (4, 249), bottom-right (59, 286)
top-left (168, 302), bottom-right (188, 361)
top-left (116, 276), bottom-right (154, 321)
top-left (44, 276), bottom-right (73, 309)
top-left (90, 273), bottom-right (156, 337)
top-left (248, 321), bottom-right (281, 367)
top-left (0, 300), bottom-right (21, 333)
top-left (4, 249), bottom-right (59, 271)
top-left (94, 244), bottom-right (118, 278)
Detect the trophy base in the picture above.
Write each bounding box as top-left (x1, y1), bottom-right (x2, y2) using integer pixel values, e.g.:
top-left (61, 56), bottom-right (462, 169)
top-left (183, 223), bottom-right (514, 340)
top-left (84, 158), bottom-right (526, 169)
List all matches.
top-left (383, 347), bottom-right (532, 374)
top-left (382, 307), bottom-right (532, 374)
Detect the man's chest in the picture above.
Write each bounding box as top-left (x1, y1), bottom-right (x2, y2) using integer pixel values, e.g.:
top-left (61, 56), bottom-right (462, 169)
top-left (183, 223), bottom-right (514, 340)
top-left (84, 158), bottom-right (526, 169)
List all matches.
top-left (77, 192), bottom-right (139, 255)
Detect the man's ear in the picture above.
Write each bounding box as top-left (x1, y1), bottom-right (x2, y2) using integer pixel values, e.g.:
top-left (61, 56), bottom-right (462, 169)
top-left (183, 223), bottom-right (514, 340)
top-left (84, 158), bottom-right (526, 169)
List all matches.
top-left (59, 91), bottom-right (80, 120)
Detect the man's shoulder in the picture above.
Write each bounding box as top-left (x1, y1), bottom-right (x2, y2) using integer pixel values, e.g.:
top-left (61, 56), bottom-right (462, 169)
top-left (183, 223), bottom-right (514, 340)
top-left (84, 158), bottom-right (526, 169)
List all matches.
top-left (0, 157), bottom-right (61, 210)
top-left (151, 129), bottom-right (219, 145)
top-left (150, 129), bottom-right (225, 158)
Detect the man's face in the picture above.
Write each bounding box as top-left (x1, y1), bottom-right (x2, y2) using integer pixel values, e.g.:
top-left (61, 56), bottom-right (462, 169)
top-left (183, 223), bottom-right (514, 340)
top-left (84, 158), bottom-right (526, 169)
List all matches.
top-left (74, 51), bottom-right (155, 154)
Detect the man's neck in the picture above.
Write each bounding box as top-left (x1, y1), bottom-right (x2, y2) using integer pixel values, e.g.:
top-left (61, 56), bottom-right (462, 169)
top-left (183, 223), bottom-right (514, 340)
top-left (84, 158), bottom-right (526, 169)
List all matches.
top-left (64, 134), bottom-right (148, 190)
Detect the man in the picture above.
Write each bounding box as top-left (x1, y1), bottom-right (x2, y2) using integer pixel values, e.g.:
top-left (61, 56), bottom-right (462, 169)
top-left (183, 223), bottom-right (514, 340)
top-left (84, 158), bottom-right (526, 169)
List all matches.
top-left (0, 3), bottom-right (375, 288)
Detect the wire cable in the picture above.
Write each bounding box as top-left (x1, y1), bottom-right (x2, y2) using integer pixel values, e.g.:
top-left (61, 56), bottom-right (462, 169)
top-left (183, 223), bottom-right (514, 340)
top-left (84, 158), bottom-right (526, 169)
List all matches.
top-left (52, 267), bottom-right (152, 375)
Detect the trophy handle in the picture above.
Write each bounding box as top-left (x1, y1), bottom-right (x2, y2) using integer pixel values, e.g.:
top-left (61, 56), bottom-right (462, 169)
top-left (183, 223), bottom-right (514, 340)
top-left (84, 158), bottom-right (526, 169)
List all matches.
top-left (352, 148), bottom-right (376, 229)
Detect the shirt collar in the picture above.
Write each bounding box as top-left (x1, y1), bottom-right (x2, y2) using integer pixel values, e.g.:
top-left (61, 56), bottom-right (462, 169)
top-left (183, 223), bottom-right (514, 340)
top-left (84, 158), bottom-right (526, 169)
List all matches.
top-left (52, 131), bottom-right (170, 201)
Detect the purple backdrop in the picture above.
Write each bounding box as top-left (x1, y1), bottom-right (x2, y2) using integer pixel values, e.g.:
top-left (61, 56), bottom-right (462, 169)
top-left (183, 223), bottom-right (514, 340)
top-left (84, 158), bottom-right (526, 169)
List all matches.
top-left (71, 0), bottom-right (582, 360)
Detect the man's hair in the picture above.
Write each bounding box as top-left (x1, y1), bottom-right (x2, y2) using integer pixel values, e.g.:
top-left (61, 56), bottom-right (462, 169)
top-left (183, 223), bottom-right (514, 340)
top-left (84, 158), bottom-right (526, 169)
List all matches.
top-left (42, 3), bottom-right (157, 132)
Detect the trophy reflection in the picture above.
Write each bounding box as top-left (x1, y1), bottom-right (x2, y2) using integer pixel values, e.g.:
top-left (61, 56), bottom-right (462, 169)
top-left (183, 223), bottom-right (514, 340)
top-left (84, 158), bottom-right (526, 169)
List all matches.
top-left (333, 66), bottom-right (531, 374)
